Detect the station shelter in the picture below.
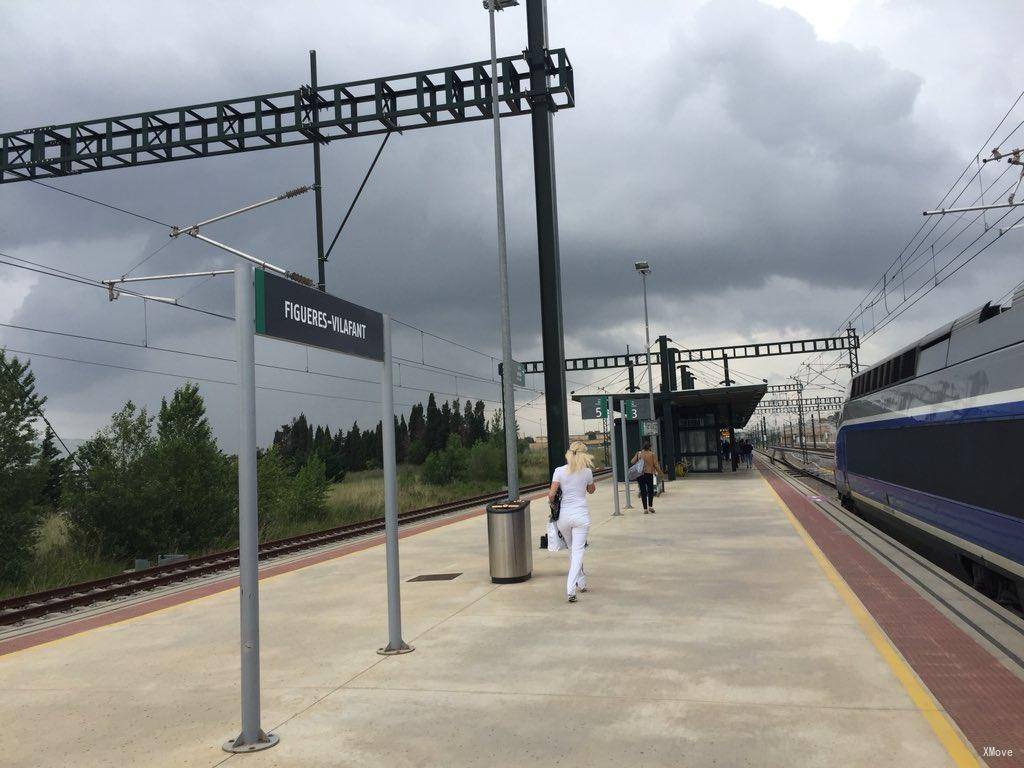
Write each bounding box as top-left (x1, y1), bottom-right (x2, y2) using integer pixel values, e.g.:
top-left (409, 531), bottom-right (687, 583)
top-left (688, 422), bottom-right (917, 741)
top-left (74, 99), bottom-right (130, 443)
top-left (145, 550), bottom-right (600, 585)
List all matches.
top-left (575, 384), bottom-right (766, 479)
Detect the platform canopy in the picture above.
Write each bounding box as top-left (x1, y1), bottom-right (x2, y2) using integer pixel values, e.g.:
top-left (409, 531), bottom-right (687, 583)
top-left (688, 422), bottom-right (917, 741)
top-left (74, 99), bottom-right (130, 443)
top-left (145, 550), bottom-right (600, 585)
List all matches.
top-left (572, 383), bottom-right (767, 429)
top-left (661, 384), bottom-right (767, 429)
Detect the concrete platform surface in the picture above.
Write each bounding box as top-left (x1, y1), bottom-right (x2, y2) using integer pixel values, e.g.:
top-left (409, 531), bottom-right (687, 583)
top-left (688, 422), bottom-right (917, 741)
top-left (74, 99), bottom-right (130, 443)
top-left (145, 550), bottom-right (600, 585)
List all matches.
top-left (0, 470), bottom-right (970, 767)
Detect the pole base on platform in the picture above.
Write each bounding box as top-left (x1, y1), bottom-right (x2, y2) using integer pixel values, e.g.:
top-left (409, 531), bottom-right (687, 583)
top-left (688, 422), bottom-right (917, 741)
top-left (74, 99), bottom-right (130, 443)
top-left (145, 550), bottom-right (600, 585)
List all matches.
top-left (222, 730), bottom-right (279, 753)
top-left (377, 642), bottom-right (415, 656)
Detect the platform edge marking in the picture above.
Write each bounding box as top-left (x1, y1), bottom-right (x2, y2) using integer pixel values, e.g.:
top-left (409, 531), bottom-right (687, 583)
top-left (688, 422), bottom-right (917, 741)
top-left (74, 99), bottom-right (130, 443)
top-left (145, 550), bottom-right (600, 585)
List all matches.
top-left (757, 471), bottom-right (981, 768)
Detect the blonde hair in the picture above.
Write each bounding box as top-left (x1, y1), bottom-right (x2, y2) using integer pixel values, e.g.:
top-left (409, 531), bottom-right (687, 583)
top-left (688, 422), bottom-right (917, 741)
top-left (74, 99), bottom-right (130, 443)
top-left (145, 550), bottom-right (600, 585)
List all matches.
top-left (564, 440), bottom-right (595, 474)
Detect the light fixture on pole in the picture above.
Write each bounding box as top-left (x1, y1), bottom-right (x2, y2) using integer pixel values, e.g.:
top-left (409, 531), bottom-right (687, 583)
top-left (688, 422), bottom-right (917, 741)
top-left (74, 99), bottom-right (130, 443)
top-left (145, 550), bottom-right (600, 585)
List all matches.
top-left (484, 0), bottom-right (520, 500)
top-left (634, 260), bottom-right (660, 485)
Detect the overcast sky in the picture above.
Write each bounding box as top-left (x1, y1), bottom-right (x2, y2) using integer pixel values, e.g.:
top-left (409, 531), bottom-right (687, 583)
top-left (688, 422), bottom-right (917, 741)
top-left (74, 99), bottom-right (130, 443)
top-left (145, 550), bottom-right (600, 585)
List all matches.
top-left (2, 0), bottom-right (1023, 449)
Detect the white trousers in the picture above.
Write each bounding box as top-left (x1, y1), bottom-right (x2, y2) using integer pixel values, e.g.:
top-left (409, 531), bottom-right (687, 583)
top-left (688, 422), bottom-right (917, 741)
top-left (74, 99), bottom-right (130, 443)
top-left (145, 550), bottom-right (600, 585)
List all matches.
top-left (556, 513), bottom-right (589, 596)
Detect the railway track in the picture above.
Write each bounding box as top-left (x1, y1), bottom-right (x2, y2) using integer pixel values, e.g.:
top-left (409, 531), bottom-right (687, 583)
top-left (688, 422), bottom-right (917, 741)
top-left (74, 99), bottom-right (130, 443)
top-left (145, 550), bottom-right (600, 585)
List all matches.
top-left (0, 471), bottom-right (609, 627)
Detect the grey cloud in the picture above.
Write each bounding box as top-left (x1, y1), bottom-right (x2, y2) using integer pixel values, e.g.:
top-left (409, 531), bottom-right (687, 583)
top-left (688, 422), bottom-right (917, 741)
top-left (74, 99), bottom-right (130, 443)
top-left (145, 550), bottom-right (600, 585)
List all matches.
top-left (2, 0), bottom-right (1022, 443)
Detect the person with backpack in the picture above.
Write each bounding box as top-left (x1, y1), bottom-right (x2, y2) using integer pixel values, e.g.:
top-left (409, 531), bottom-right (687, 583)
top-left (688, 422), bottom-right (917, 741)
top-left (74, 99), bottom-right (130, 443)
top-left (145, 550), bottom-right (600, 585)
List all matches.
top-left (630, 440), bottom-right (664, 514)
top-left (548, 440), bottom-right (596, 603)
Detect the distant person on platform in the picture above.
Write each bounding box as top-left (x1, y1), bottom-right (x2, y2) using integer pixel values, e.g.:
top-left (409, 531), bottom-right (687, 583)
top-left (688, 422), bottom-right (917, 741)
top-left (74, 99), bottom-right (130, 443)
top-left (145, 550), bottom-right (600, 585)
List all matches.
top-left (548, 441), bottom-right (596, 603)
top-left (742, 439), bottom-right (753, 468)
top-left (631, 440), bottom-right (664, 515)
top-left (722, 439), bottom-right (731, 463)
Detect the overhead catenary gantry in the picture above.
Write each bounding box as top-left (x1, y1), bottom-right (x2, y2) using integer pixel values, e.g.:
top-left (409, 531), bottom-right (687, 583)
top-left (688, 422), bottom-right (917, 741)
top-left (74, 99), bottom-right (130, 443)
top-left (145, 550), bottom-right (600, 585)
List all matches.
top-left (0, 51), bottom-right (573, 183)
top-left (520, 331), bottom-right (860, 374)
top-left (1, 0), bottom-right (577, 475)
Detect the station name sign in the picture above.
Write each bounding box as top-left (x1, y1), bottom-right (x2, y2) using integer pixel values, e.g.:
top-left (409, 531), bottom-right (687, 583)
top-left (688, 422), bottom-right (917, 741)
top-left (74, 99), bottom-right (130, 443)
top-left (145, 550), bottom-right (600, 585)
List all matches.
top-left (255, 269), bottom-right (384, 362)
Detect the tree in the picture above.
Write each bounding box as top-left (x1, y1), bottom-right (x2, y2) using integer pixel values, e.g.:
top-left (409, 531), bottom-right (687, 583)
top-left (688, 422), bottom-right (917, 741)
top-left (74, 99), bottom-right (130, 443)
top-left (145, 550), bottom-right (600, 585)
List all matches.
top-left (472, 400), bottom-right (487, 444)
top-left (449, 400), bottom-right (464, 446)
top-left (151, 384), bottom-right (235, 552)
top-left (462, 400), bottom-right (475, 445)
top-left (424, 394), bottom-right (443, 453)
top-left (66, 402), bottom-right (161, 560)
top-left (0, 352), bottom-right (46, 584)
top-left (408, 403), bottom-right (425, 444)
top-left (35, 426), bottom-right (66, 507)
top-left (273, 413), bottom-right (313, 471)
top-left (440, 400), bottom-right (453, 449)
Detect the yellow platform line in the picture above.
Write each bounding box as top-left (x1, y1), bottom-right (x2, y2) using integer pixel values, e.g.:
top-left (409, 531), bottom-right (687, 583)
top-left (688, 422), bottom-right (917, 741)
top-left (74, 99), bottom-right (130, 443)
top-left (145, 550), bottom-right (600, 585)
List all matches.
top-left (759, 473), bottom-right (980, 768)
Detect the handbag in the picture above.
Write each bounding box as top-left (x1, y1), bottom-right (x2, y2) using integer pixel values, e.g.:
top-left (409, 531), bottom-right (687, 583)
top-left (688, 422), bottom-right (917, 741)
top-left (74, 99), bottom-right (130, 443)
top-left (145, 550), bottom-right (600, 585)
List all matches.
top-left (627, 458), bottom-right (645, 481)
top-left (549, 488), bottom-right (562, 521)
top-left (547, 520), bottom-right (566, 552)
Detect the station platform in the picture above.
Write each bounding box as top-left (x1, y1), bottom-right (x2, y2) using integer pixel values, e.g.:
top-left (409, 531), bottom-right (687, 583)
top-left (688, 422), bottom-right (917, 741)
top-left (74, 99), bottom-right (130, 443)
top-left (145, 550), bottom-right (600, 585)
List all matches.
top-left (0, 468), bottom-right (1016, 767)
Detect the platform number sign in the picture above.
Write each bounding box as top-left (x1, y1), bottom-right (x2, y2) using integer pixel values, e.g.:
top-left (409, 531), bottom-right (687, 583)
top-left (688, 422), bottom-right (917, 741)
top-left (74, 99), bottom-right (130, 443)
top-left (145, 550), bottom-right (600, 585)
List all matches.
top-left (622, 399), bottom-right (638, 420)
top-left (579, 395), bottom-right (609, 420)
top-left (513, 361), bottom-right (526, 388)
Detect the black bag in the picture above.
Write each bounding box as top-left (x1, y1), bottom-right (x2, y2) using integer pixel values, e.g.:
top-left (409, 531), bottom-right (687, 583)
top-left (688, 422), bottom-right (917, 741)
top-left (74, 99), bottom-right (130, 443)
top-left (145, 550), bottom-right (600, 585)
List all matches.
top-left (549, 488), bottom-right (562, 521)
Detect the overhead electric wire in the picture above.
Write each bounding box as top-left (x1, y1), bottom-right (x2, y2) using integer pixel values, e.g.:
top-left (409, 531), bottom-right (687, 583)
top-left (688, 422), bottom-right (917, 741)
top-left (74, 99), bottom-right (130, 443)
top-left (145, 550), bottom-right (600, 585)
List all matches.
top-left (27, 178), bottom-right (175, 228)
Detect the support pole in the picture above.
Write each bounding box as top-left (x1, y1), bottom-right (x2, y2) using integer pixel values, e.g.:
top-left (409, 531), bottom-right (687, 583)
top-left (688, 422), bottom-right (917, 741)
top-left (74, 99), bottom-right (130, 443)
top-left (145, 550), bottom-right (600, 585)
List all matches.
top-left (621, 396), bottom-right (632, 510)
top-left (609, 406), bottom-right (621, 517)
top-left (309, 51), bottom-right (327, 292)
top-left (378, 314), bottom-right (413, 655)
top-left (810, 413), bottom-right (817, 449)
top-left (526, 0), bottom-right (568, 478)
top-left (727, 402), bottom-right (737, 472)
top-left (223, 265), bottom-right (278, 754)
top-left (488, 3), bottom-right (519, 501)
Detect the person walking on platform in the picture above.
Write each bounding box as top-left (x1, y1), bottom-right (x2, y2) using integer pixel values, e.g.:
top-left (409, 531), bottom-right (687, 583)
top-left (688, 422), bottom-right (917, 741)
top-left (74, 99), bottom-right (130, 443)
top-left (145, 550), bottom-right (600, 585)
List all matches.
top-left (631, 439), bottom-right (664, 514)
top-left (548, 441), bottom-right (596, 603)
top-left (742, 439), bottom-right (753, 468)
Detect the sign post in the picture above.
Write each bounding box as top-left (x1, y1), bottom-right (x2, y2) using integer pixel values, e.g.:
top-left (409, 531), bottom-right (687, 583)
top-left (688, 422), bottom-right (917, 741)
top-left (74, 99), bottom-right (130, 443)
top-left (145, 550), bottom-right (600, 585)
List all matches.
top-left (378, 313), bottom-right (413, 655)
top-left (608, 401), bottom-right (621, 517)
top-left (620, 399), bottom-right (634, 509)
top-left (250, 268), bottom-right (410, 659)
top-left (224, 265), bottom-right (278, 753)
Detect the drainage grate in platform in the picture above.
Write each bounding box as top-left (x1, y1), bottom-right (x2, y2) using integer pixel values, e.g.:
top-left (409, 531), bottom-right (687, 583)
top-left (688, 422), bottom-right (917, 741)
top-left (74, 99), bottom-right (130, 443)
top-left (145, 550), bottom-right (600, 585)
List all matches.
top-left (407, 572), bottom-right (462, 582)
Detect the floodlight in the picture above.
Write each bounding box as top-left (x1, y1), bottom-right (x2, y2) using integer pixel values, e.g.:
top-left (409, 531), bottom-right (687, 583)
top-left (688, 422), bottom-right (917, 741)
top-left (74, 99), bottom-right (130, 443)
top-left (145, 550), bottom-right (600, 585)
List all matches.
top-left (634, 261), bottom-right (651, 274)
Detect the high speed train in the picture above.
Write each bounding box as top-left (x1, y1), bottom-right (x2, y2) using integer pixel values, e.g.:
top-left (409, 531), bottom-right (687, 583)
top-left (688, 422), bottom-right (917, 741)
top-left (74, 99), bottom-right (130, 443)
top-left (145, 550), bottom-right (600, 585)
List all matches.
top-left (834, 289), bottom-right (1024, 605)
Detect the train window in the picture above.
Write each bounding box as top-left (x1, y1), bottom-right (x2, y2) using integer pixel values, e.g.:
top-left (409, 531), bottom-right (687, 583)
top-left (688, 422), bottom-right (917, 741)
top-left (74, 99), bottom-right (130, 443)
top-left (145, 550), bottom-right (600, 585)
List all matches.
top-left (899, 350), bottom-right (917, 380)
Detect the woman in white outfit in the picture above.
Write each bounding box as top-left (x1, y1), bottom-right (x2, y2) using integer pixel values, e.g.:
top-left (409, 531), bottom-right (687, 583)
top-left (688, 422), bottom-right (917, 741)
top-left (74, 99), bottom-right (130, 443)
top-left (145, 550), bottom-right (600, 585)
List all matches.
top-left (548, 440), bottom-right (596, 603)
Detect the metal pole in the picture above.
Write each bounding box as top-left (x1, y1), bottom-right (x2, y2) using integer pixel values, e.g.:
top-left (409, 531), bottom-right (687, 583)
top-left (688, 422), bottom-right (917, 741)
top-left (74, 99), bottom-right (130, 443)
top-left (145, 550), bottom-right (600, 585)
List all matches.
top-left (379, 314), bottom-right (413, 655)
top-left (641, 271), bottom-right (660, 487)
top-left (310, 50), bottom-right (327, 291)
top-left (223, 266), bottom-right (277, 754)
top-left (621, 389), bottom-right (632, 510)
top-left (489, 2), bottom-right (519, 501)
top-left (810, 413), bottom-right (817, 449)
top-left (609, 405), bottom-right (621, 517)
top-left (795, 381), bottom-right (807, 464)
top-left (526, 0), bottom-right (569, 479)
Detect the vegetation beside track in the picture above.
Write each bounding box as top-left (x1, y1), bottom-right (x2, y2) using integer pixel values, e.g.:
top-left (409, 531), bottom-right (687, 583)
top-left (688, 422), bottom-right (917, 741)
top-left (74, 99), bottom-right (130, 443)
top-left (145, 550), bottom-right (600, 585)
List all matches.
top-left (0, 350), bottom-right (556, 599)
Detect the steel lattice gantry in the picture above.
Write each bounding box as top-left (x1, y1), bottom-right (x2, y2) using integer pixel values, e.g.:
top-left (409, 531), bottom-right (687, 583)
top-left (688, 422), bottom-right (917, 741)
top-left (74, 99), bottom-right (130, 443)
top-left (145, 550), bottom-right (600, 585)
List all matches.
top-left (0, 50), bottom-right (573, 182)
top-left (519, 332), bottom-right (859, 374)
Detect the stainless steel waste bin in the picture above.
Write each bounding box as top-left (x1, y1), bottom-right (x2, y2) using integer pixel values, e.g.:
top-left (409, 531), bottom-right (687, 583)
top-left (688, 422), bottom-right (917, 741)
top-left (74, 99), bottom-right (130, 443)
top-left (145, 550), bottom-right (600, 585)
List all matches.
top-left (486, 499), bottom-right (533, 583)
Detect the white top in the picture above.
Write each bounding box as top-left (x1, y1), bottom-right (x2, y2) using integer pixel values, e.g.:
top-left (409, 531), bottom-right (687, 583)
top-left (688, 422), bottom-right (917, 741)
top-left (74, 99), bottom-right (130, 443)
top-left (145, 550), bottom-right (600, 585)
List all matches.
top-left (552, 465), bottom-right (593, 518)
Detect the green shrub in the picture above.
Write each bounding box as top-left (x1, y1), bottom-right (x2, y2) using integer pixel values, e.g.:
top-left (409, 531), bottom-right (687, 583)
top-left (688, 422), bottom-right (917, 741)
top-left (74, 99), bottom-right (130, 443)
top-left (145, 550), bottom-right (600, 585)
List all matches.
top-left (421, 450), bottom-right (453, 485)
top-left (407, 439), bottom-right (428, 465)
top-left (467, 439), bottom-right (505, 484)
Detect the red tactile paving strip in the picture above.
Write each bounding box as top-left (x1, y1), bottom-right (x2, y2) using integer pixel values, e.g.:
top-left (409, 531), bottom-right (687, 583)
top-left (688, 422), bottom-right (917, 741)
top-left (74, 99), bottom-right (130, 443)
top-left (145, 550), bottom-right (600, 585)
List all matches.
top-left (0, 488), bottom-right (551, 658)
top-left (759, 461), bottom-right (1024, 766)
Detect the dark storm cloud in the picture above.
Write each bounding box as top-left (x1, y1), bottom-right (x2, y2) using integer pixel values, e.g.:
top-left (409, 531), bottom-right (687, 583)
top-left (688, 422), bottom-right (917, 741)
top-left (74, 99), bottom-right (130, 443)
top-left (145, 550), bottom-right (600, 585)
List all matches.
top-left (2, 0), bottom-right (1020, 442)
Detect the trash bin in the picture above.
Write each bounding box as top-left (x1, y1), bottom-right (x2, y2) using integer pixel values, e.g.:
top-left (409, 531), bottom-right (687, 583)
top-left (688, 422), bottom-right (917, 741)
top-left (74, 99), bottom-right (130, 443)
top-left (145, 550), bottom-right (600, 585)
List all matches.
top-left (486, 498), bottom-right (533, 583)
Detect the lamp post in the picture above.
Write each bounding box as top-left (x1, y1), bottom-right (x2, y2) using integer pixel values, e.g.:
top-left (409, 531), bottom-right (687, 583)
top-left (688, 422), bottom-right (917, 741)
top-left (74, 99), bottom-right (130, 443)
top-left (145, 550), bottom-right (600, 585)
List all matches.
top-left (634, 261), bottom-right (659, 482)
top-left (484, 0), bottom-right (520, 500)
